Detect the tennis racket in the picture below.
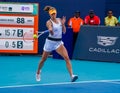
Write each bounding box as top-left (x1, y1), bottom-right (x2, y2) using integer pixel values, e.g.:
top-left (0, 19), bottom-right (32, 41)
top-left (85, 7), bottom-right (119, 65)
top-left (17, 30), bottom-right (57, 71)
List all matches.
top-left (23, 30), bottom-right (49, 43)
top-left (37, 30), bottom-right (49, 38)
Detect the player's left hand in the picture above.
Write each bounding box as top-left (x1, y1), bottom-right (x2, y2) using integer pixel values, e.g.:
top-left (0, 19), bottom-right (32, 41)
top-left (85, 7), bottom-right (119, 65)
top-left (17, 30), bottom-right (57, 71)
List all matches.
top-left (61, 16), bottom-right (66, 25)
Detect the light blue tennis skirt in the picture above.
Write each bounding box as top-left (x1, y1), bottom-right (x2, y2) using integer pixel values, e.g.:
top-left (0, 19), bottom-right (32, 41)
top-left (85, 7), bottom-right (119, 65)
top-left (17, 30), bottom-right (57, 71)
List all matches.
top-left (43, 39), bottom-right (63, 52)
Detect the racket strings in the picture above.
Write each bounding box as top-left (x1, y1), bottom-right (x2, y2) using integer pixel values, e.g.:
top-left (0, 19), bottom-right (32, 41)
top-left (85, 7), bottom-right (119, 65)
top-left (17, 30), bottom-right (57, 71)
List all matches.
top-left (23, 32), bottom-right (34, 43)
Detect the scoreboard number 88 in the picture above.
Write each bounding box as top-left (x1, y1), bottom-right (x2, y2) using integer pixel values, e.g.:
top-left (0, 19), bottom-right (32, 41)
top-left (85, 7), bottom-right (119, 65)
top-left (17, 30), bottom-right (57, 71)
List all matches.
top-left (16, 18), bottom-right (25, 24)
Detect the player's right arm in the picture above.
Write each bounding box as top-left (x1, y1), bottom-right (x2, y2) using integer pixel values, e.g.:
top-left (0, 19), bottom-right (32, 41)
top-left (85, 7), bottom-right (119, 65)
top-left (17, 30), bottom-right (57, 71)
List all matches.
top-left (46, 20), bottom-right (54, 35)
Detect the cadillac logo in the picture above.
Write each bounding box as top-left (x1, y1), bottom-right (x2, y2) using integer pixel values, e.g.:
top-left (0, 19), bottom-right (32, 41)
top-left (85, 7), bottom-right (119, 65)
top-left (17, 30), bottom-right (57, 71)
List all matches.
top-left (97, 36), bottom-right (118, 46)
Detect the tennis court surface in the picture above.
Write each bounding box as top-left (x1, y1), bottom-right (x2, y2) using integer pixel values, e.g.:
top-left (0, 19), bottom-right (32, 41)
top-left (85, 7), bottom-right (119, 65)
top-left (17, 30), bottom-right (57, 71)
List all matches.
top-left (0, 80), bottom-right (120, 93)
top-left (0, 55), bottom-right (120, 93)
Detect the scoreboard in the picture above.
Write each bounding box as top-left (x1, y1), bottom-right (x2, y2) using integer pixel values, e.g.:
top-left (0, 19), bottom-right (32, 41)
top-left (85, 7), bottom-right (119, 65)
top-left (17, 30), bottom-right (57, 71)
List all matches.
top-left (0, 2), bottom-right (39, 53)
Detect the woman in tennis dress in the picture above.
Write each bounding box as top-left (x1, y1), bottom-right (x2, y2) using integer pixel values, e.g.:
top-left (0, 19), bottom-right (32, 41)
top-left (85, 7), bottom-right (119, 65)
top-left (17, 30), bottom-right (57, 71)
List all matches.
top-left (36, 6), bottom-right (78, 82)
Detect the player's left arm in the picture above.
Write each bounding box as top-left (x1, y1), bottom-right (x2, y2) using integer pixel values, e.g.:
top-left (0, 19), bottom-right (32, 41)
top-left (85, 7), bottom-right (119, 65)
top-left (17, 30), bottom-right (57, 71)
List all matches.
top-left (60, 16), bottom-right (66, 34)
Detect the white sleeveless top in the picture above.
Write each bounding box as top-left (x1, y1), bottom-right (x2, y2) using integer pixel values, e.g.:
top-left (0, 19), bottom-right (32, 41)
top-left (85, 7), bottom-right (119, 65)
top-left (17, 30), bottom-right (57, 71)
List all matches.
top-left (48, 18), bottom-right (62, 38)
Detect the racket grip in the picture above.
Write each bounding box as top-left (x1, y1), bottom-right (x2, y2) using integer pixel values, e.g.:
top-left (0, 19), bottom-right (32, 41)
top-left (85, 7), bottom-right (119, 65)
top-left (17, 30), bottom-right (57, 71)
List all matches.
top-left (37, 30), bottom-right (49, 34)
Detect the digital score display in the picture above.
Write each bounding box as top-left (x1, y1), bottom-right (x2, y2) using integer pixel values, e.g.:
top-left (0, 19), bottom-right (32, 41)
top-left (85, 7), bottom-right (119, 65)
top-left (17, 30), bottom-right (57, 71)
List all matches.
top-left (0, 16), bottom-right (34, 25)
top-left (0, 2), bottom-right (39, 53)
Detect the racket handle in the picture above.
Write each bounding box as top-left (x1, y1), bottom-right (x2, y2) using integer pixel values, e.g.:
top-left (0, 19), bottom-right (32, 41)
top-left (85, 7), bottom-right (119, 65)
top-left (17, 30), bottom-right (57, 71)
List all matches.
top-left (44, 30), bottom-right (49, 33)
top-left (38, 30), bottom-right (49, 34)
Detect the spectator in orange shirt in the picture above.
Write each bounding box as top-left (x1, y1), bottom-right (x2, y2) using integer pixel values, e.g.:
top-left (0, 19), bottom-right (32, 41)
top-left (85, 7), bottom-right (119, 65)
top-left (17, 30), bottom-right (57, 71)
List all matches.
top-left (84, 10), bottom-right (100, 25)
top-left (68, 11), bottom-right (84, 49)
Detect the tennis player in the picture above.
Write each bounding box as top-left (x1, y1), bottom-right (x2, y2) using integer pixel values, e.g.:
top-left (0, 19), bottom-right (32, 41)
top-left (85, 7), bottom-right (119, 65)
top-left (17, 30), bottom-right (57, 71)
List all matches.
top-left (36, 6), bottom-right (78, 82)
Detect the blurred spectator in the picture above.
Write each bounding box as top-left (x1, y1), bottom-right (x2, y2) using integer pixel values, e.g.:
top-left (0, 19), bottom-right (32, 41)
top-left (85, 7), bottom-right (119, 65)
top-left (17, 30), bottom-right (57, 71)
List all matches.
top-left (68, 11), bottom-right (84, 49)
top-left (105, 10), bottom-right (118, 26)
top-left (84, 10), bottom-right (100, 25)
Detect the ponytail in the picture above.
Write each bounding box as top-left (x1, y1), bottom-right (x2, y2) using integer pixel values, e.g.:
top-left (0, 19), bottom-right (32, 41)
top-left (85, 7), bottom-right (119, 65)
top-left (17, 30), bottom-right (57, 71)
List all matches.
top-left (44, 6), bottom-right (56, 12)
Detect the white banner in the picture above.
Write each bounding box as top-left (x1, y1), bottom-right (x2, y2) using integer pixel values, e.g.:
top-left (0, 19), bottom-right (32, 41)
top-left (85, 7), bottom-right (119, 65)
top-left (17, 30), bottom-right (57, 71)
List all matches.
top-left (0, 16), bottom-right (34, 25)
top-left (0, 27), bottom-right (34, 38)
top-left (0, 39), bottom-right (33, 50)
top-left (0, 27), bottom-right (34, 50)
top-left (0, 4), bottom-right (33, 13)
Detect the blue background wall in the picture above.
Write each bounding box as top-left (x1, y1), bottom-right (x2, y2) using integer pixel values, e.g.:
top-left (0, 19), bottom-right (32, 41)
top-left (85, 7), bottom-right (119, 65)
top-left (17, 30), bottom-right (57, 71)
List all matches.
top-left (105, 0), bottom-right (120, 18)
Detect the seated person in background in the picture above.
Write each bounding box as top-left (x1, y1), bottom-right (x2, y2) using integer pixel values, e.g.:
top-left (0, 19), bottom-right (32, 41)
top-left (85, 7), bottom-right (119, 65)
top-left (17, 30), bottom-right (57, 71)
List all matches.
top-left (105, 10), bottom-right (118, 26)
top-left (84, 10), bottom-right (100, 25)
top-left (68, 11), bottom-right (84, 49)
